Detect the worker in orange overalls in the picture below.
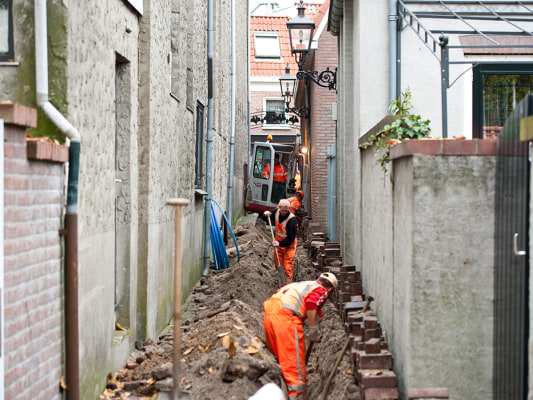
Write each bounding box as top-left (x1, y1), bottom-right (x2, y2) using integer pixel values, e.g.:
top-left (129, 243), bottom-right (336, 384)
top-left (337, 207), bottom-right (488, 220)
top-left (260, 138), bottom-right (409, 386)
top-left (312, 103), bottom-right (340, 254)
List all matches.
top-left (263, 273), bottom-right (338, 400)
top-left (288, 190), bottom-right (304, 214)
top-left (264, 199), bottom-right (297, 282)
top-left (288, 190), bottom-right (304, 231)
top-left (261, 154), bottom-right (287, 204)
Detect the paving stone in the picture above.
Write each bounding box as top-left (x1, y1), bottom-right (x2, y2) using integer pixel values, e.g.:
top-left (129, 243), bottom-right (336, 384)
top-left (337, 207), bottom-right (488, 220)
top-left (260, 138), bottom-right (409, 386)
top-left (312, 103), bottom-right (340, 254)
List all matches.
top-left (364, 387), bottom-right (399, 400)
top-left (359, 369), bottom-right (397, 388)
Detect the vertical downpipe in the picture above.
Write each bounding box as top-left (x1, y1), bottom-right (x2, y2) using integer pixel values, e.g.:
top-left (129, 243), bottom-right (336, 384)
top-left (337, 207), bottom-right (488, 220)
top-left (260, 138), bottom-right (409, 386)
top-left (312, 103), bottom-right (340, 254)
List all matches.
top-left (203, 0), bottom-right (214, 276)
top-left (35, 1), bottom-right (81, 398)
top-left (0, 120), bottom-right (5, 400)
top-left (64, 143), bottom-right (80, 400)
top-left (388, 0), bottom-right (397, 105)
top-left (227, 0), bottom-right (236, 225)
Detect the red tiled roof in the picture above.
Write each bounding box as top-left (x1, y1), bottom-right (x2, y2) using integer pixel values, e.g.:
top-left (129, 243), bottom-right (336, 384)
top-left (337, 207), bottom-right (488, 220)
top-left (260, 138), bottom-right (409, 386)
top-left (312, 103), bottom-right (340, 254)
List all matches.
top-left (250, 15), bottom-right (299, 77)
top-left (311, 0), bottom-right (329, 29)
top-left (460, 35), bottom-right (533, 54)
top-left (250, 3), bottom-right (326, 77)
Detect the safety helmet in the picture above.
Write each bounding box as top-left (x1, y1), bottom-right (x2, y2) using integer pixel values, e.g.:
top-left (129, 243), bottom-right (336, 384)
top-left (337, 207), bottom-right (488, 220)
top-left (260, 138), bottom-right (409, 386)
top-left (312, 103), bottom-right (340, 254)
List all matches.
top-left (319, 272), bottom-right (338, 292)
top-left (267, 135), bottom-right (273, 141)
top-left (297, 190), bottom-right (304, 199)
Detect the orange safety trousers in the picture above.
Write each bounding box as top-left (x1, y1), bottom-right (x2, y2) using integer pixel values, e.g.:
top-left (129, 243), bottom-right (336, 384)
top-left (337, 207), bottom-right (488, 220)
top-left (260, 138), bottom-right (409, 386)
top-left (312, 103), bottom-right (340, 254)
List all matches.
top-left (263, 297), bottom-right (307, 399)
top-left (273, 238), bottom-right (297, 282)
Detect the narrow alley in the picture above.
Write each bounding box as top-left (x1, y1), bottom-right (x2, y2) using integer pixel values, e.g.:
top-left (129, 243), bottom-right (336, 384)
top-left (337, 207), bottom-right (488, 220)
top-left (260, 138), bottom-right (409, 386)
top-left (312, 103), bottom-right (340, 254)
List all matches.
top-left (99, 214), bottom-right (395, 399)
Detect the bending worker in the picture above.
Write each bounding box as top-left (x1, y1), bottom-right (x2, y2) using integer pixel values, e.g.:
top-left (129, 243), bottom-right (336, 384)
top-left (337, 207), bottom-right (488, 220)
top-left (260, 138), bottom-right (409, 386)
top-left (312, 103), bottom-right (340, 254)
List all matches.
top-left (264, 199), bottom-right (297, 282)
top-left (288, 190), bottom-right (304, 214)
top-left (263, 272), bottom-right (338, 400)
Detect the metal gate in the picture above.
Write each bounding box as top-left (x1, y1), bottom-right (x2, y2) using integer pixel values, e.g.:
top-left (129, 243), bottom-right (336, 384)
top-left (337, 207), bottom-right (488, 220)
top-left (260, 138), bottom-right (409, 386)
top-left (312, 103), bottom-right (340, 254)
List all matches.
top-left (493, 95), bottom-right (531, 399)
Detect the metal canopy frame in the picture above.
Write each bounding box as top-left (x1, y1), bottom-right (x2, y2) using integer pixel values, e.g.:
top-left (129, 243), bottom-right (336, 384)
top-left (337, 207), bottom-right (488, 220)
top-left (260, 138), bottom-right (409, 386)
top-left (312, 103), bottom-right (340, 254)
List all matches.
top-left (397, 0), bottom-right (533, 137)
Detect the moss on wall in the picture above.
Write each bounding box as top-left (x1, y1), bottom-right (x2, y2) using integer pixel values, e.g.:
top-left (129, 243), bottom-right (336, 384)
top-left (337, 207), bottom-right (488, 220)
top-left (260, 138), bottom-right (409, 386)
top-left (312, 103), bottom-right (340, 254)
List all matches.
top-left (14, 0), bottom-right (68, 143)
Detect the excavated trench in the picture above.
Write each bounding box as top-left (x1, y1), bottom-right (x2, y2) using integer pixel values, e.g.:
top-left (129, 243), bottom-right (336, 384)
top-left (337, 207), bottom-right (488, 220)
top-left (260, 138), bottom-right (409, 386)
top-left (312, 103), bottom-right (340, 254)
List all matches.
top-left (100, 215), bottom-right (378, 400)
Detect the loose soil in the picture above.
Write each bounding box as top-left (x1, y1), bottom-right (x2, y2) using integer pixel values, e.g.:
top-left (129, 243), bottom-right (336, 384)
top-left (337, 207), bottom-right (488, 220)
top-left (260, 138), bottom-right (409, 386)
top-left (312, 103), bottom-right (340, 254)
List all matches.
top-left (100, 215), bottom-right (362, 400)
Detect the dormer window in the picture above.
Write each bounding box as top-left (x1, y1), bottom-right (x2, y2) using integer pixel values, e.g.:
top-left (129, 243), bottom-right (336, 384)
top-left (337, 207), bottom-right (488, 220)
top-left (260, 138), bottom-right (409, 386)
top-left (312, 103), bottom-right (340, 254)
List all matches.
top-left (254, 31), bottom-right (281, 60)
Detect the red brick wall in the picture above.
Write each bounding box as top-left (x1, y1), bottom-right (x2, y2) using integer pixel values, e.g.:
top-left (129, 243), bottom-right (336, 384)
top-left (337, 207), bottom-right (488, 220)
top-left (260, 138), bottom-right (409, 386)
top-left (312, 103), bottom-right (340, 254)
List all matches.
top-left (309, 30), bottom-right (338, 232)
top-left (2, 105), bottom-right (65, 400)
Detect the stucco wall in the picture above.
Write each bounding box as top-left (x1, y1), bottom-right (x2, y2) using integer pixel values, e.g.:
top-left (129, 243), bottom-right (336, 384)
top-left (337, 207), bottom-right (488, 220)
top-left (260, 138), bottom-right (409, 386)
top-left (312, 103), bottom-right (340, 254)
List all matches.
top-left (358, 140), bottom-right (496, 400)
top-left (396, 154), bottom-right (495, 400)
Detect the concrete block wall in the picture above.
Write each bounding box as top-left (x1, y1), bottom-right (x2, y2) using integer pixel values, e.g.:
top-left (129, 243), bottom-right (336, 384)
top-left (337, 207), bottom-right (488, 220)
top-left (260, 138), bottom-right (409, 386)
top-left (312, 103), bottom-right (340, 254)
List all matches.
top-left (2, 104), bottom-right (66, 400)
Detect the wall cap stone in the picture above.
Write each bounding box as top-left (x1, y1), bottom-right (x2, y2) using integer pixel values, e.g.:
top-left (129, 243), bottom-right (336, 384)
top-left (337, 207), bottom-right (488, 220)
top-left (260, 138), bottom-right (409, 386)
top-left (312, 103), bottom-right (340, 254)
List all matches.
top-left (26, 138), bottom-right (69, 163)
top-left (0, 103), bottom-right (38, 128)
top-left (389, 139), bottom-right (497, 160)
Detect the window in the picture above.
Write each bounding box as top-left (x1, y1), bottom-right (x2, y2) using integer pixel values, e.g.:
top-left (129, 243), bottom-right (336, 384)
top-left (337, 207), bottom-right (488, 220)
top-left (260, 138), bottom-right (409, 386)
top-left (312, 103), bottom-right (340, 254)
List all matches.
top-left (473, 64), bottom-right (533, 139)
top-left (254, 32), bottom-right (281, 59)
top-left (0, 0), bottom-right (14, 61)
top-left (253, 146), bottom-right (272, 179)
top-left (264, 99), bottom-right (286, 125)
top-left (194, 102), bottom-right (205, 188)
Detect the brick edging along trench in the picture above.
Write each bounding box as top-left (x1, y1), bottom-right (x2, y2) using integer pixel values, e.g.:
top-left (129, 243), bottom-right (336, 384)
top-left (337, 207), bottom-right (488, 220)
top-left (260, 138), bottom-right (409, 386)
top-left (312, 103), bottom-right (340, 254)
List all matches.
top-left (303, 221), bottom-right (450, 400)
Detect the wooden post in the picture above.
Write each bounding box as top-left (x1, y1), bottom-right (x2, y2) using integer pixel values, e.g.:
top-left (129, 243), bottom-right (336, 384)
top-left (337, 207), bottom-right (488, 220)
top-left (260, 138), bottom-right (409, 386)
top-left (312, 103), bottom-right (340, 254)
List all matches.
top-left (167, 198), bottom-right (189, 399)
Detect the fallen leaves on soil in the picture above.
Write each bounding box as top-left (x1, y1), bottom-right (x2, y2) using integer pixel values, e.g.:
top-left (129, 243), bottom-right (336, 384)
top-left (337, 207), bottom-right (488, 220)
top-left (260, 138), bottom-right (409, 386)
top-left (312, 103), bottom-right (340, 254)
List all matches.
top-left (101, 216), bottom-right (361, 399)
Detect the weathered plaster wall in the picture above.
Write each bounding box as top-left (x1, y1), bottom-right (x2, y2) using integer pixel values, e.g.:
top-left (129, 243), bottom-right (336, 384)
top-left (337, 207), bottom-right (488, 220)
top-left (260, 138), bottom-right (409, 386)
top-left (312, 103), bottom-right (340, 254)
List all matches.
top-left (358, 147), bottom-right (496, 400)
top-left (395, 155), bottom-right (495, 400)
top-left (336, 0), bottom-right (359, 266)
top-left (66, 2), bottom-right (141, 398)
top-left (358, 118), bottom-right (397, 343)
top-left (1, 1), bottom-right (249, 399)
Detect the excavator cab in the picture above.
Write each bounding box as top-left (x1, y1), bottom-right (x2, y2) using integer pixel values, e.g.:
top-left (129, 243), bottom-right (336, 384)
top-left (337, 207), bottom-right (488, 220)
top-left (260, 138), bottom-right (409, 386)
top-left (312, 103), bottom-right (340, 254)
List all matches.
top-left (244, 142), bottom-right (297, 214)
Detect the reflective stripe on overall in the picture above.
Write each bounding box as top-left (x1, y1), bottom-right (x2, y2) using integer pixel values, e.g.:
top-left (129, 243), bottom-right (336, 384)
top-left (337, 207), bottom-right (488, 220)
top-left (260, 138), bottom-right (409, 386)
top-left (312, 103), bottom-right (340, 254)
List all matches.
top-left (274, 210), bottom-right (295, 241)
top-left (274, 210), bottom-right (297, 281)
top-left (264, 282), bottom-right (320, 399)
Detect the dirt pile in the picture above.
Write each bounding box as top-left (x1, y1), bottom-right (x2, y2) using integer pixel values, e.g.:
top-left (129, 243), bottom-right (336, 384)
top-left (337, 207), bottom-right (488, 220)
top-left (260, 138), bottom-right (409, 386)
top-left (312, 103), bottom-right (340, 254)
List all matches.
top-left (100, 216), bottom-right (361, 400)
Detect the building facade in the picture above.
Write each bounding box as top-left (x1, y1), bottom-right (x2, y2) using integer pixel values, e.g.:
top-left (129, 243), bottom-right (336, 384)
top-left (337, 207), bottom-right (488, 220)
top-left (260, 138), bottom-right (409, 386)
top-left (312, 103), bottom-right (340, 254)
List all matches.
top-left (0, 0), bottom-right (249, 398)
top-left (328, 1), bottom-right (533, 399)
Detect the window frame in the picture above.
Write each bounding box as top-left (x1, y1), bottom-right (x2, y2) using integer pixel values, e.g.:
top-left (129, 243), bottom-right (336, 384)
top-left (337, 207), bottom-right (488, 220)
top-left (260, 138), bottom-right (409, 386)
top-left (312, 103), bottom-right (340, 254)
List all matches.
top-left (194, 101), bottom-right (205, 188)
top-left (262, 97), bottom-right (290, 130)
top-left (253, 31), bottom-right (281, 60)
top-left (472, 63), bottom-right (533, 139)
top-left (0, 0), bottom-right (14, 62)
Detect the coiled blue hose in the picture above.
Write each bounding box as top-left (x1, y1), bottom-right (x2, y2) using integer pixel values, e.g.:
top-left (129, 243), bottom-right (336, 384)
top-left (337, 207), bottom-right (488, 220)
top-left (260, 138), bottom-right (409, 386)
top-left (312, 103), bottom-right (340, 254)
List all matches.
top-left (210, 199), bottom-right (239, 270)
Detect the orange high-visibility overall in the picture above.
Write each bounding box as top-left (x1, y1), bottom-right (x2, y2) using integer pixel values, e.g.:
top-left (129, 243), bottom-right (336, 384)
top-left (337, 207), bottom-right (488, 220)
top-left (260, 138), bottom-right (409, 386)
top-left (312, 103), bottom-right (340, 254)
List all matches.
top-left (288, 196), bottom-right (301, 214)
top-left (263, 281), bottom-right (322, 400)
top-left (273, 163), bottom-right (288, 182)
top-left (261, 163), bottom-right (271, 179)
top-left (274, 210), bottom-right (297, 282)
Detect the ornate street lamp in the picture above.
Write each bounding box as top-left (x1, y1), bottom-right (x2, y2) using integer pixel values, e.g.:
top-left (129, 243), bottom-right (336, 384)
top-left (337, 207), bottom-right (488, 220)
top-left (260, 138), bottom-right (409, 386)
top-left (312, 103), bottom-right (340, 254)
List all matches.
top-left (286, 0), bottom-right (336, 91)
top-left (279, 64), bottom-right (310, 120)
top-left (286, 1), bottom-right (315, 66)
top-left (279, 64), bottom-right (298, 105)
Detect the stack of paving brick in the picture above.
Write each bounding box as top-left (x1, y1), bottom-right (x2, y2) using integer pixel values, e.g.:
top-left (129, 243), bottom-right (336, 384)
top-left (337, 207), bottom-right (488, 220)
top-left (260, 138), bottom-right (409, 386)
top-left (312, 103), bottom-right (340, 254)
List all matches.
top-left (348, 310), bottom-right (399, 400)
top-left (303, 223), bottom-right (398, 399)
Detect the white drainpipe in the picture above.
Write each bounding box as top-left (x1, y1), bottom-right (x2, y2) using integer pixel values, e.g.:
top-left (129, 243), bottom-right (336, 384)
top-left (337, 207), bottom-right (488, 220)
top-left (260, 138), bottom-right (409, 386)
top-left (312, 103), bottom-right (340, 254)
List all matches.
top-left (0, 119), bottom-right (5, 400)
top-left (35, 2), bottom-right (81, 399)
top-left (35, 0), bottom-right (80, 144)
